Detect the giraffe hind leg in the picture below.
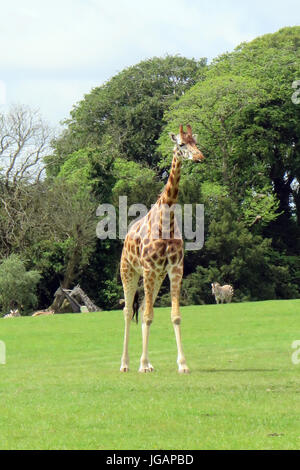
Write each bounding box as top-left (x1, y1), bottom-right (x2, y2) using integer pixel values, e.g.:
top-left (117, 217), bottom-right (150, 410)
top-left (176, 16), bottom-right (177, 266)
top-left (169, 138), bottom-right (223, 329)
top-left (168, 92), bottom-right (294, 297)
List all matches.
top-left (139, 271), bottom-right (166, 373)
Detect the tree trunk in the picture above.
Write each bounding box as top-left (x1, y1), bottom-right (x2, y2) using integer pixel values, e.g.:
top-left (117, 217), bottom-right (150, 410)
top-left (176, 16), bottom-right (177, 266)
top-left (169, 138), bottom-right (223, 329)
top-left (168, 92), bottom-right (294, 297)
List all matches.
top-left (62, 246), bottom-right (81, 289)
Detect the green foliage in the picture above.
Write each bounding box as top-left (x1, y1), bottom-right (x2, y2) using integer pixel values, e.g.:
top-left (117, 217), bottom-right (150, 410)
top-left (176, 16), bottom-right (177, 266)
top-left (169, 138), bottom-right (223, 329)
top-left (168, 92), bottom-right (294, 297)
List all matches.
top-left (56, 146), bottom-right (117, 204)
top-left (210, 26), bottom-right (300, 233)
top-left (241, 186), bottom-right (281, 228)
top-left (112, 158), bottom-right (162, 207)
top-left (100, 278), bottom-right (124, 310)
top-left (55, 144), bottom-right (162, 208)
top-left (57, 148), bottom-right (93, 191)
top-left (0, 254), bottom-right (41, 314)
top-left (79, 238), bottom-right (122, 309)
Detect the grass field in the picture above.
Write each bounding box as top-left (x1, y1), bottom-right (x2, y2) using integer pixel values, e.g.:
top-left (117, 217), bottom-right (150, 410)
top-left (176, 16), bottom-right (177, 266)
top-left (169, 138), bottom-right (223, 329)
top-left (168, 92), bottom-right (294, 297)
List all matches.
top-left (0, 300), bottom-right (300, 450)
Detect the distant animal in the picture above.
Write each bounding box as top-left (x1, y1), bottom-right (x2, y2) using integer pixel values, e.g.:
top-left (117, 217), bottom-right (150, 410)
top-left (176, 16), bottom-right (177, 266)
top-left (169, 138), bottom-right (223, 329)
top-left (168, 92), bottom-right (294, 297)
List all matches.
top-left (3, 309), bottom-right (21, 318)
top-left (32, 310), bottom-right (54, 317)
top-left (211, 283), bottom-right (234, 304)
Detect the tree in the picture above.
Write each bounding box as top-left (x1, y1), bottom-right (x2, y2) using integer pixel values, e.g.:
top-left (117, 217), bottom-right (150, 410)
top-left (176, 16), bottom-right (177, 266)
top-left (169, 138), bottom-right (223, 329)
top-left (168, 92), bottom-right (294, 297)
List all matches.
top-left (0, 105), bottom-right (54, 258)
top-left (0, 104), bottom-right (53, 186)
top-left (29, 179), bottom-right (98, 290)
top-left (210, 26), bottom-right (300, 234)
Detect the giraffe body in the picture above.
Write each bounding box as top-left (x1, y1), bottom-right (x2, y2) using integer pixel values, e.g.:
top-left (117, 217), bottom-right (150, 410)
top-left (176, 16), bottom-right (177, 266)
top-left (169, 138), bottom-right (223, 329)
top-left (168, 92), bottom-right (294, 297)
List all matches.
top-left (120, 125), bottom-right (204, 373)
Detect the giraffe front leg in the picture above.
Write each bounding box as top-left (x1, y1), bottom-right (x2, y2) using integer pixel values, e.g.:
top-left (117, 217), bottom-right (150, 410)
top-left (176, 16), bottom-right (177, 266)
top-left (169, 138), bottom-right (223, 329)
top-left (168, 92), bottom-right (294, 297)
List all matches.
top-left (120, 257), bottom-right (139, 372)
top-left (139, 271), bottom-right (166, 373)
top-left (169, 265), bottom-right (190, 374)
top-left (120, 311), bottom-right (131, 372)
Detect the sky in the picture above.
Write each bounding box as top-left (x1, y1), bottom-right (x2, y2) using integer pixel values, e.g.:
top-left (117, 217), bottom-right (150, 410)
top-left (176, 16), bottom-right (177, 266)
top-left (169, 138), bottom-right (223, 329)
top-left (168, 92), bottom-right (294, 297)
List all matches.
top-left (1, 0), bottom-right (299, 128)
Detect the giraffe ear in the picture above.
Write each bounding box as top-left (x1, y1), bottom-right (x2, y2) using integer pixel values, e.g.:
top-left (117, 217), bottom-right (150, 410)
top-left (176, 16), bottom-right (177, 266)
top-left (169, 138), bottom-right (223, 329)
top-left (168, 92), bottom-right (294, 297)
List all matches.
top-left (169, 132), bottom-right (177, 143)
top-left (192, 134), bottom-right (198, 142)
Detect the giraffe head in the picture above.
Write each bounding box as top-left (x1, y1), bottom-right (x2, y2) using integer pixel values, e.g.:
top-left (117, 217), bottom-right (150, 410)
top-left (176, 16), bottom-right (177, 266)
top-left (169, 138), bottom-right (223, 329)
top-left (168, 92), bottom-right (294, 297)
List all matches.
top-left (169, 124), bottom-right (205, 162)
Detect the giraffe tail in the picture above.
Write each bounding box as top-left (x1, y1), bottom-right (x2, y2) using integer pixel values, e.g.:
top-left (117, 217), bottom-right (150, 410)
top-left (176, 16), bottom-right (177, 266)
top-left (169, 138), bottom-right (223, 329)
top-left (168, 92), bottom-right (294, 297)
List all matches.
top-left (132, 291), bottom-right (139, 324)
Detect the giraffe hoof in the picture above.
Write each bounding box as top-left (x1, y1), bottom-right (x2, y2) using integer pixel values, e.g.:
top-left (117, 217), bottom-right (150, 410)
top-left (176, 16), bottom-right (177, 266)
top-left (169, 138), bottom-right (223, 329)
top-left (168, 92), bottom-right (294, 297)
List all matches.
top-left (120, 367), bottom-right (129, 372)
top-left (139, 365), bottom-right (154, 373)
top-left (178, 367), bottom-right (190, 374)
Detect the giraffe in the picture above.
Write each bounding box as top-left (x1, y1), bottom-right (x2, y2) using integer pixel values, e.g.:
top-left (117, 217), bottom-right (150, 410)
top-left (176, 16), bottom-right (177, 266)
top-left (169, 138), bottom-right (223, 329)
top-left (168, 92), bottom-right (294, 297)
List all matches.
top-left (120, 124), bottom-right (205, 373)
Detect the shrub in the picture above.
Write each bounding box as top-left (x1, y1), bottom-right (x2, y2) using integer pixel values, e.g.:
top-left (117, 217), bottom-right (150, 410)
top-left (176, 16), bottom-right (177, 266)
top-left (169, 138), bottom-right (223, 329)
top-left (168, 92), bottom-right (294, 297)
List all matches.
top-left (0, 254), bottom-right (41, 315)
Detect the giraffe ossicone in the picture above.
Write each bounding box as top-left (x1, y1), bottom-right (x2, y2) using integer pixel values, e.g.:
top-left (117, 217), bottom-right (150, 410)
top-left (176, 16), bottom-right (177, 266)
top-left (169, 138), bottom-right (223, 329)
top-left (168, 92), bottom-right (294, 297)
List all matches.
top-left (120, 124), bottom-right (205, 373)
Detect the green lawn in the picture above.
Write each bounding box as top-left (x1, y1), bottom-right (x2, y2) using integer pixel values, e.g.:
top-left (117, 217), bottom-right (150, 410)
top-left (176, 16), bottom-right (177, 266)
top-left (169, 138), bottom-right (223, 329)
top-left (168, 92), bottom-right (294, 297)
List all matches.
top-left (0, 300), bottom-right (300, 450)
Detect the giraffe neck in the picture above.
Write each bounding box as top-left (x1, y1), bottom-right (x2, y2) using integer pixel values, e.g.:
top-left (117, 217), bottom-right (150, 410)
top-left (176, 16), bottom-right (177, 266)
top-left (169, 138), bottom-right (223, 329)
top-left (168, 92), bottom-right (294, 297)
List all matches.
top-left (143, 150), bottom-right (181, 240)
top-left (159, 150), bottom-right (181, 207)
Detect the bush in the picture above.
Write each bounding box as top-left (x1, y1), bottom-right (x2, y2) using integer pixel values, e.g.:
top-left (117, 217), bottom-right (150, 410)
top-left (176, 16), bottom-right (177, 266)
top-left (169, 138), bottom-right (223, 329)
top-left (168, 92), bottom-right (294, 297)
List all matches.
top-left (0, 254), bottom-right (41, 315)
